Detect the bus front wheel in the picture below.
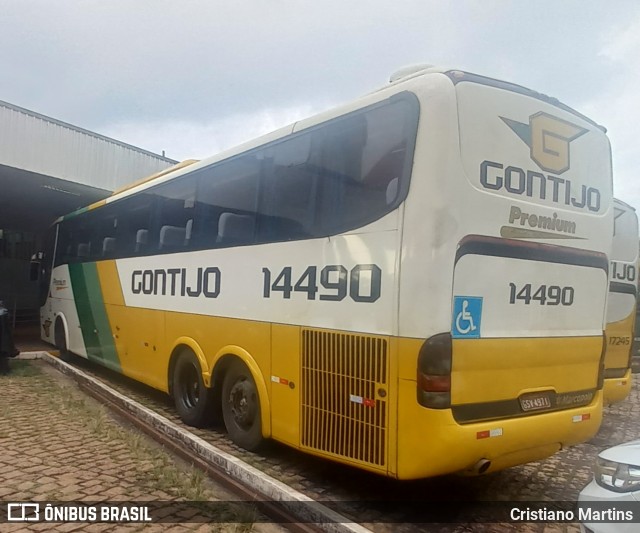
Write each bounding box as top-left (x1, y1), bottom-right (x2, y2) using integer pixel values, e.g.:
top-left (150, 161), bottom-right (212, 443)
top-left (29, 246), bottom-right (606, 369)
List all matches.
top-left (54, 319), bottom-right (71, 362)
top-left (222, 359), bottom-right (263, 451)
top-left (172, 349), bottom-right (215, 428)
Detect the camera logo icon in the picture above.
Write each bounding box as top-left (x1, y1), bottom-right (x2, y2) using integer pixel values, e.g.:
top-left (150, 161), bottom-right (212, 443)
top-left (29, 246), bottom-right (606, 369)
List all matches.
top-left (7, 503), bottom-right (40, 521)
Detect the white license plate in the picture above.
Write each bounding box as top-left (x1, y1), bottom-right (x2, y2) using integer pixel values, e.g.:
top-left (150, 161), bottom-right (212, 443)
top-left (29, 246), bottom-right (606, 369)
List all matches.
top-left (519, 393), bottom-right (552, 412)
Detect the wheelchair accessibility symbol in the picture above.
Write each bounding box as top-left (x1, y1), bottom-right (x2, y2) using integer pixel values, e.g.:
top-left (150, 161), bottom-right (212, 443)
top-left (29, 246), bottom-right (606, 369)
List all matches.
top-left (452, 296), bottom-right (483, 338)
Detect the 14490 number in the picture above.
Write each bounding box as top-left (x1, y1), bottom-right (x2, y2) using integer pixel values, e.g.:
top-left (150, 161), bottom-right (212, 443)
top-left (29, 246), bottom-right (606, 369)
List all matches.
top-left (508, 283), bottom-right (574, 306)
top-left (262, 264), bottom-right (381, 303)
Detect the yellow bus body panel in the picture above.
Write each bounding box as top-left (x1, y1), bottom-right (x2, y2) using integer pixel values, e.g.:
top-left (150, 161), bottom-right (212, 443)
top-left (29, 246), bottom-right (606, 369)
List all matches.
top-left (395, 335), bottom-right (602, 479)
top-left (96, 264), bottom-right (274, 437)
top-left (270, 324), bottom-right (301, 447)
top-left (94, 262), bottom-right (604, 479)
top-left (603, 313), bottom-right (635, 404)
top-left (603, 368), bottom-right (632, 405)
top-left (397, 380), bottom-right (602, 479)
top-left (451, 336), bottom-right (602, 404)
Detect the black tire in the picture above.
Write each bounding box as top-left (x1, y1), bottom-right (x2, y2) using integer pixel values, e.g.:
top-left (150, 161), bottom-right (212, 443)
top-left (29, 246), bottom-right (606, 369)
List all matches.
top-left (54, 320), bottom-right (71, 362)
top-left (222, 359), bottom-right (263, 451)
top-left (172, 349), bottom-right (215, 428)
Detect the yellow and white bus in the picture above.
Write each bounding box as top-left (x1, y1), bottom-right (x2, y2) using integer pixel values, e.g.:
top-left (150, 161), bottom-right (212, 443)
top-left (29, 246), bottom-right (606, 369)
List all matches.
top-left (37, 66), bottom-right (613, 479)
top-left (602, 199), bottom-right (638, 404)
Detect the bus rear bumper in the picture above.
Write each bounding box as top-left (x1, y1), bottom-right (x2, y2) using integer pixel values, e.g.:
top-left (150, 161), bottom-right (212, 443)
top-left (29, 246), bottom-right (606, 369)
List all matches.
top-left (396, 379), bottom-right (603, 480)
top-left (602, 369), bottom-right (632, 405)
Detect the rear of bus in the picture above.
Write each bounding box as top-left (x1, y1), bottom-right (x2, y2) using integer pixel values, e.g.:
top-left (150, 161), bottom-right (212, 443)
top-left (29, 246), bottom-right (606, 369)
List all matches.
top-left (603, 199), bottom-right (638, 404)
top-left (395, 69), bottom-right (612, 479)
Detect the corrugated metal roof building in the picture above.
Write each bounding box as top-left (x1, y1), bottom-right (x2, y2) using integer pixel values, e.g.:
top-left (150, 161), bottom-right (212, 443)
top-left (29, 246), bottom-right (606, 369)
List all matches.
top-left (0, 99), bottom-right (176, 192)
top-left (0, 99), bottom-right (179, 317)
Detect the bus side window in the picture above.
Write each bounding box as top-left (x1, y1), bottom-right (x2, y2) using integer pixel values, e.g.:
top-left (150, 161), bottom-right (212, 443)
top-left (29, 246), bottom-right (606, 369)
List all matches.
top-left (363, 143), bottom-right (406, 204)
top-left (185, 219), bottom-right (193, 247)
top-left (159, 224), bottom-right (188, 250)
top-left (117, 193), bottom-right (154, 257)
top-left (313, 99), bottom-right (414, 235)
top-left (54, 223), bottom-right (70, 267)
top-left (152, 175), bottom-right (197, 253)
top-left (77, 243), bottom-right (90, 258)
top-left (385, 177), bottom-right (399, 205)
top-left (91, 209), bottom-right (119, 261)
top-left (102, 237), bottom-right (116, 257)
top-left (135, 229), bottom-right (148, 253)
top-left (196, 153), bottom-right (260, 248)
top-left (60, 215), bottom-right (92, 263)
top-left (216, 213), bottom-right (255, 245)
top-left (258, 133), bottom-right (314, 243)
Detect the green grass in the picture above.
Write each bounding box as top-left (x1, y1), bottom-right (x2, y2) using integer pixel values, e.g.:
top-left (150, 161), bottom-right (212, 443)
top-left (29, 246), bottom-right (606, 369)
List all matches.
top-left (0, 359), bottom-right (42, 378)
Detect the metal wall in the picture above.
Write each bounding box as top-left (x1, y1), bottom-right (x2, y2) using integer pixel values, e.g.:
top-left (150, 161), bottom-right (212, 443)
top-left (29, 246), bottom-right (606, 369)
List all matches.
top-left (0, 100), bottom-right (178, 319)
top-left (0, 100), bottom-right (176, 191)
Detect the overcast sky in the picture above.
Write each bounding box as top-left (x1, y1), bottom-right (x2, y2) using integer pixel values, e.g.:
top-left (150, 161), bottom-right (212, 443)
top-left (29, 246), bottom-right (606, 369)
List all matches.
top-left (2, 1), bottom-right (640, 208)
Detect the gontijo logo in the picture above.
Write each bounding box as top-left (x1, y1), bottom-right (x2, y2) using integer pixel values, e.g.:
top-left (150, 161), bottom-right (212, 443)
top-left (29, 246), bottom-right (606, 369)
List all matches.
top-left (501, 112), bottom-right (587, 174)
top-left (479, 112), bottom-right (601, 213)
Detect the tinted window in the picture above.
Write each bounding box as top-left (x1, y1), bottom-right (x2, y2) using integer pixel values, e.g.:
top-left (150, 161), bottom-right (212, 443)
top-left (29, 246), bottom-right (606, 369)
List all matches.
top-left (257, 96), bottom-right (417, 241)
top-left (258, 135), bottom-right (315, 242)
top-left (55, 215), bottom-right (93, 266)
top-left (195, 154), bottom-right (260, 248)
top-left (153, 176), bottom-right (197, 253)
top-left (115, 193), bottom-right (155, 257)
top-left (316, 98), bottom-right (415, 233)
top-left (52, 94), bottom-right (418, 263)
top-left (88, 206), bottom-right (119, 261)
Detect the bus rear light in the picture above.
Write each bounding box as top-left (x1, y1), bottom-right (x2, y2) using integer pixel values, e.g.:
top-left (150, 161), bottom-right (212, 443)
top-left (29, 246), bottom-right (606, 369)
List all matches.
top-left (597, 333), bottom-right (606, 390)
top-left (417, 333), bottom-right (452, 409)
top-left (418, 391), bottom-right (451, 409)
top-left (418, 373), bottom-right (451, 392)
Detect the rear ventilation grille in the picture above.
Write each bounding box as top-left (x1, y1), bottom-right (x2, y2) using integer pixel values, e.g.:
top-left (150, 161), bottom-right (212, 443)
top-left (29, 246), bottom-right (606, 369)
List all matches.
top-left (301, 329), bottom-right (388, 467)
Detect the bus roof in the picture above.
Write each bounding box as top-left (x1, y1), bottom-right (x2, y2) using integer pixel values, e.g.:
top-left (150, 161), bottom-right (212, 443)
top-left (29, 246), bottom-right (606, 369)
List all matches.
top-left (385, 65), bottom-right (605, 132)
top-left (110, 159), bottom-right (200, 197)
top-left (614, 198), bottom-right (637, 212)
top-left (54, 159), bottom-right (201, 223)
top-left (56, 65), bottom-right (608, 223)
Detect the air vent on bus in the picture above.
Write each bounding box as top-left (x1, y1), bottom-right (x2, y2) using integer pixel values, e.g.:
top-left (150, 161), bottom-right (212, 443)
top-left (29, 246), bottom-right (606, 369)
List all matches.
top-left (301, 329), bottom-right (388, 468)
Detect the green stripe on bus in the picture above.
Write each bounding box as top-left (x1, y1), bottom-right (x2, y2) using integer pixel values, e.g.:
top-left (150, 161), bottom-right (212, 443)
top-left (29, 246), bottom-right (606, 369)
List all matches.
top-left (69, 263), bottom-right (121, 371)
top-left (62, 206), bottom-right (90, 221)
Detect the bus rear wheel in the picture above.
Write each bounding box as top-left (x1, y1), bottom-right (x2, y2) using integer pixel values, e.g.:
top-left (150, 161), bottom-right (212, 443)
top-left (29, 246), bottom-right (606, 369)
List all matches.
top-left (172, 349), bottom-right (215, 428)
top-left (222, 359), bottom-right (263, 451)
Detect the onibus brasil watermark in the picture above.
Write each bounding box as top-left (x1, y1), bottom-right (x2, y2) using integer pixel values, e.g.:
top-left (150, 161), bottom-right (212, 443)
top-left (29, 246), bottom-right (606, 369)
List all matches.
top-left (5, 503), bottom-right (151, 523)
top-left (4, 500), bottom-right (640, 524)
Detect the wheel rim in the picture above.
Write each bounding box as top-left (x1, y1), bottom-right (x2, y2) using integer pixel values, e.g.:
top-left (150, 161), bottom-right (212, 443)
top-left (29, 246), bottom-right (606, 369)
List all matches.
top-left (228, 377), bottom-right (257, 429)
top-left (179, 363), bottom-right (200, 409)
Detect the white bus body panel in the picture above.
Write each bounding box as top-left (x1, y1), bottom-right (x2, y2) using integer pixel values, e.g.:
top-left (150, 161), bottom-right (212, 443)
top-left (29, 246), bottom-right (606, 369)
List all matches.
top-left (47, 264), bottom-right (88, 358)
top-left (399, 74), bottom-right (612, 340)
top-left (607, 199), bottom-right (638, 325)
top-left (116, 212), bottom-right (401, 336)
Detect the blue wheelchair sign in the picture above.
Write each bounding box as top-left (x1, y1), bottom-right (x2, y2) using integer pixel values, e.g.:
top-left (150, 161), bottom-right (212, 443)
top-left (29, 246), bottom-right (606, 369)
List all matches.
top-left (452, 296), bottom-right (483, 339)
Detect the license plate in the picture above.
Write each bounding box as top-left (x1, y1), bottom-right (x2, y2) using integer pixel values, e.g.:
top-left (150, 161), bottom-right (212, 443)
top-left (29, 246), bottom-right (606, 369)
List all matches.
top-left (519, 392), bottom-right (552, 412)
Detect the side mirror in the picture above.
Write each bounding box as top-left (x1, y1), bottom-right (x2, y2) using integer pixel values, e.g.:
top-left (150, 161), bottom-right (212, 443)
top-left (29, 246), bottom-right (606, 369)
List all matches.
top-left (29, 251), bottom-right (44, 282)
